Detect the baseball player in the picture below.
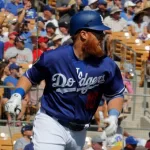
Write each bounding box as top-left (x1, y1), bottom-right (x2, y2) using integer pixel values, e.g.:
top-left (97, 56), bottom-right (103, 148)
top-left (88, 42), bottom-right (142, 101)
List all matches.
top-left (5, 11), bottom-right (125, 150)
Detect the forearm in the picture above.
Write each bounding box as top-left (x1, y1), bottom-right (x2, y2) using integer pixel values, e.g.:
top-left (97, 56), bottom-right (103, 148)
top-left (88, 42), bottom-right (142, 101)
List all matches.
top-left (94, 106), bottom-right (102, 125)
top-left (18, 9), bottom-right (26, 24)
top-left (16, 76), bottom-right (32, 94)
top-left (107, 97), bottom-right (123, 113)
top-left (56, 7), bottom-right (71, 12)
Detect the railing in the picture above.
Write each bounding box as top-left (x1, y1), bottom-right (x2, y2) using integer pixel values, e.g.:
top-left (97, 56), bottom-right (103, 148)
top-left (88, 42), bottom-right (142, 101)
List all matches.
top-left (144, 110), bottom-right (150, 119)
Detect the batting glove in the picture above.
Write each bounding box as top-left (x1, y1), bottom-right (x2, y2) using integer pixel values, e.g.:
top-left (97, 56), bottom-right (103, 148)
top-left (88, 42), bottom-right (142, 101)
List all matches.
top-left (103, 116), bottom-right (118, 137)
top-left (5, 93), bottom-right (22, 115)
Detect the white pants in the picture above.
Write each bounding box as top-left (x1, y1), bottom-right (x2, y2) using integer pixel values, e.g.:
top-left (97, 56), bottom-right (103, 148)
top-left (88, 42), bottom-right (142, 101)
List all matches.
top-left (32, 109), bottom-right (87, 150)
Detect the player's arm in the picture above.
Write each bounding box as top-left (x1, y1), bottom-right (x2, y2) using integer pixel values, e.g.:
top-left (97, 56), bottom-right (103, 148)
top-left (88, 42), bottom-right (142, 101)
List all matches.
top-left (103, 62), bottom-right (125, 137)
top-left (94, 106), bottom-right (103, 131)
top-left (107, 96), bottom-right (123, 115)
top-left (16, 76), bottom-right (32, 92)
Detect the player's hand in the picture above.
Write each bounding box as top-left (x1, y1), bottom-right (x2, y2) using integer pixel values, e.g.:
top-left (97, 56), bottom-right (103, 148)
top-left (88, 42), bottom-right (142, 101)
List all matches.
top-left (103, 116), bottom-right (118, 137)
top-left (5, 93), bottom-right (22, 115)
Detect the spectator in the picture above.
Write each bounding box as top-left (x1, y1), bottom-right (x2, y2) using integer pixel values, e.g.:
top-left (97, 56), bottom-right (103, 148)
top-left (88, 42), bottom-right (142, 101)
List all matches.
top-left (124, 136), bottom-right (138, 150)
top-left (121, 1), bottom-right (136, 25)
top-left (50, 34), bottom-right (63, 49)
top-left (122, 63), bottom-right (134, 113)
top-left (46, 22), bottom-right (57, 47)
top-left (145, 132), bottom-right (150, 150)
top-left (58, 21), bottom-right (72, 45)
top-left (132, 0), bottom-right (143, 12)
top-left (0, 60), bottom-right (9, 119)
top-left (136, 146), bottom-right (148, 150)
top-left (43, 5), bottom-right (58, 30)
top-left (32, 17), bottom-right (47, 37)
top-left (0, 0), bottom-right (4, 11)
top-left (20, 23), bottom-right (33, 50)
top-left (81, 0), bottom-right (88, 6)
top-left (0, 39), bottom-right (4, 60)
top-left (0, 61), bottom-right (10, 82)
top-left (23, 0), bottom-right (37, 20)
top-left (113, 0), bottom-right (123, 9)
top-left (130, 10), bottom-right (147, 36)
top-left (5, 0), bottom-right (24, 16)
top-left (143, 1), bottom-right (150, 23)
top-left (97, 0), bottom-right (110, 19)
top-left (0, 26), bottom-right (9, 42)
top-left (14, 124), bottom-right (33, 150)
top-left (91, 136), bottom-right (104, 150)
top-left (84, 0), bottom-right (98, 11)
top-left (103, 6), bottom-right (128, 32)
top-left (5, 36), bottom-right (33, 64)
top-left (0, 61), bottom-right (9, 80)
top-left (107, 0), bottom-right (114, 10)
top-left (2, 63), bottom-right (28, 125)
top-left (4, 31), bottom-right (18, 52)
top-left (3, 63), bottom-right (22, 98)
top-left (32, 36), bottom-right (49, 62)
top-left (5, 53), bottom-right (18, 64)
top-left (56, 0), bottom-right (74, 22)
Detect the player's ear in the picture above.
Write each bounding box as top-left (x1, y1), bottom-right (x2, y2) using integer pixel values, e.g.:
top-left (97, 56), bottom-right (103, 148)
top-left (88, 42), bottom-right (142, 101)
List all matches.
top-left (79, 30), bottom-right (89, 42)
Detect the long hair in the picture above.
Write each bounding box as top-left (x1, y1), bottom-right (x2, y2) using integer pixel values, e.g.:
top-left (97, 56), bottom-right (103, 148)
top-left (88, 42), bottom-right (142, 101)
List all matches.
top-left (0, 61), bottom-right (9, 79)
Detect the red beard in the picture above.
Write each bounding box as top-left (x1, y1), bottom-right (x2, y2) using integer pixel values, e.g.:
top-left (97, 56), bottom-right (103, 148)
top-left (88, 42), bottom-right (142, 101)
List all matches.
top-left (82, 36), bottom-right (104, 58)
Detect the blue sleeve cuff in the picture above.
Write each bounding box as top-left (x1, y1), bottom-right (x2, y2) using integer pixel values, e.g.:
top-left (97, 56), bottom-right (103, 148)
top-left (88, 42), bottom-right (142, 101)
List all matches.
top-left (14, 88), bottom-right (25, 99)
top-left (108, 109), bottom-right (120, 117)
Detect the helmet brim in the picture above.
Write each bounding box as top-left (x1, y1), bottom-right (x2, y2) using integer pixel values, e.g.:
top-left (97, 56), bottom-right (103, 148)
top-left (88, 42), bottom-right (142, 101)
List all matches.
top-left (87, 25), bottom-right (111, 31)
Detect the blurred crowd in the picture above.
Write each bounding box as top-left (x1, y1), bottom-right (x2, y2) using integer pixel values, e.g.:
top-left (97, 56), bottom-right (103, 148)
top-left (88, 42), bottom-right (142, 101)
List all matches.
top-left (0, 0), bottom-right (149, 149)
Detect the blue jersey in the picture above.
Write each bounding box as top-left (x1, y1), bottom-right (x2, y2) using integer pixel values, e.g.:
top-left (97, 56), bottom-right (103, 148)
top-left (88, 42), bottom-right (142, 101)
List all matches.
top-left (5, 2), bottom-right (23, 16)
top-left (24, 45), bottom-right (124, 124)
top-left (3, 75), bottom-right (18, 98)
top-left (25, 8), bottom-right (37, 19)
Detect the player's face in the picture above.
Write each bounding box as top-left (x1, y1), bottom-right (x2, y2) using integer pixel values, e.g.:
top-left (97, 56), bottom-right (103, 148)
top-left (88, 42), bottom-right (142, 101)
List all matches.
top-left (82, 30), bottom-right (104, 58)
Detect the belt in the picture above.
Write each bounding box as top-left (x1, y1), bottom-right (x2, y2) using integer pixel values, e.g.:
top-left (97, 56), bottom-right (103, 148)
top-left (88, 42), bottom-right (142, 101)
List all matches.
top-left (57, 120), bottom-right (89, 131)
top-left (42, 109), bottom-right (89, 131)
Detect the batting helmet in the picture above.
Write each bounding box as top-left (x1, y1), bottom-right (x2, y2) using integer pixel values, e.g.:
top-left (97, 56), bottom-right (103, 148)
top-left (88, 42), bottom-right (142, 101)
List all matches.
top-left (69, 11), bottom-right (110, 36)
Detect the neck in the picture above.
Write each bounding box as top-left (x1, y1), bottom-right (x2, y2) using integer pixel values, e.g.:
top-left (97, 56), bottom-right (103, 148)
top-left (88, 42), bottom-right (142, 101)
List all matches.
top-left (127, 11), bottom-right (132, 15)
top-left (11, 74), bottom-right (16, 78)
top-left (73, 41), bottom-right (87, 60)
top-left (23, 136), bottom-right (31, 142)
top-left (14, 2), bottom-right (19, 5)
top-left (9, 39), bottom-right (14, 43)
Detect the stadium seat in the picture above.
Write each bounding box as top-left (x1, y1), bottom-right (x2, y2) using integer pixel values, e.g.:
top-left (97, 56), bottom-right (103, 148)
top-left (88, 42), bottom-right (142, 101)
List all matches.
top-left (12, 133), bottom-right (22, 142)
top-left (110, 145), bottom-right (122, 150)
top-left (0, 139), bottom-right (13, 150)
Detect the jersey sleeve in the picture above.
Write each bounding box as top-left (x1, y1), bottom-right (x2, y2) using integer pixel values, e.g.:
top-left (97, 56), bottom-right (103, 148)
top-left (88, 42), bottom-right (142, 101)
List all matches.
top-left (103, 63), bottom-right (125, 101)
top-left (24, 53), bottom-right (47, 85)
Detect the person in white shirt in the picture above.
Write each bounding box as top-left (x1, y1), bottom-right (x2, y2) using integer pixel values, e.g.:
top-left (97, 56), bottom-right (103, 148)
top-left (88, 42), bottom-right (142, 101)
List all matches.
top-left (103, 6), bottom-right (128, 32)
top-left (84, 0), bottom-right (98, 11)
top-left (43, 5), bottom-right (60, 35)
top-left (58, 21), bottom-right (72, 45)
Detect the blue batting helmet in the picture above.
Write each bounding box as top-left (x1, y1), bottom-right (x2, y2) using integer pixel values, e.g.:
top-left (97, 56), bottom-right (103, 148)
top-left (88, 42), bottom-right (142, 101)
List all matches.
top-left (69, 11), bottom-right (110, 36)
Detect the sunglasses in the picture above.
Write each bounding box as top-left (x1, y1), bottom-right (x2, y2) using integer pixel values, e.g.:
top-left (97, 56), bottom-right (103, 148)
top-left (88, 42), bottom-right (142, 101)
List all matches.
top-left (90, 31), bottom-right (105, 40)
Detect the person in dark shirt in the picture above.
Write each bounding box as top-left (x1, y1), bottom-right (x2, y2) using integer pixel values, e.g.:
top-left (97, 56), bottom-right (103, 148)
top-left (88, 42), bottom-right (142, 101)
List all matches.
top-left (97, 0), bottom-right (110, 19)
